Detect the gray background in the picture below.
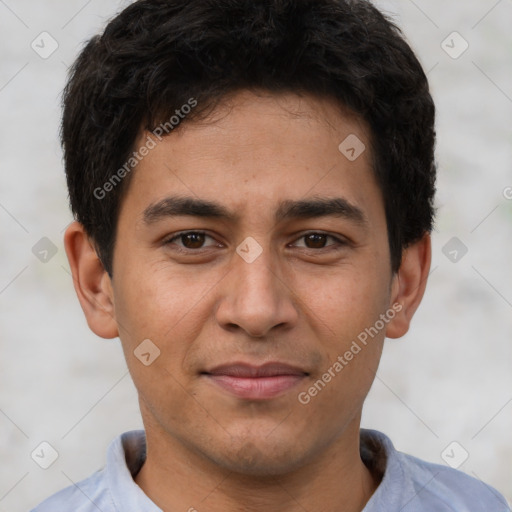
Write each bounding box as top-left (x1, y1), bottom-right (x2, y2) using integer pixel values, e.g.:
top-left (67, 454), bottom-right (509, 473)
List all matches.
top-left (0, 0), bottom-right (511, 510)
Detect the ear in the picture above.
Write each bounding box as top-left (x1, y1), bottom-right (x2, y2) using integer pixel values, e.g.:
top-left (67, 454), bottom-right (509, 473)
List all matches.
top-left (64, 221), bottom-right (119, 339)
top-left (385, 233), bottom-right (431, 339)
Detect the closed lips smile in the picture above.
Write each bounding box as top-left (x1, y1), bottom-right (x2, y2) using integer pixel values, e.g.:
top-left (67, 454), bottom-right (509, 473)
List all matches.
top-left (202, 362), bottom-right (309, 400)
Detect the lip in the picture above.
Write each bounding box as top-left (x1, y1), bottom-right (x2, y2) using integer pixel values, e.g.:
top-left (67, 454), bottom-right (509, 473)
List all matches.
top-left (202, 362), bottom-right (308, 400)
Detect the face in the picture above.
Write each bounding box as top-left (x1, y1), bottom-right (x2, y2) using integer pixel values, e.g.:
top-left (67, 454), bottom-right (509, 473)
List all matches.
top-left (108, 91), bottom-right (398, 474)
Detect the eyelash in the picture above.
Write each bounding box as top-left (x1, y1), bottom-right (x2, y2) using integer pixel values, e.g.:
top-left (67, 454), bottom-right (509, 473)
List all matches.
top-left (163, 230), bottom-right (348, 253)
top-left (163, 231), bottom-right (221, 252)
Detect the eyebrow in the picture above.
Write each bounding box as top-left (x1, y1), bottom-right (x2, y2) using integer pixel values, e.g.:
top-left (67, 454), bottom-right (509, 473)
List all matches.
top-left (275, 197), bottom-right (367, 225)
top-left (143, 196), bottom-right (233, 224)
top-left (142, 195), bottom-right (368, 226)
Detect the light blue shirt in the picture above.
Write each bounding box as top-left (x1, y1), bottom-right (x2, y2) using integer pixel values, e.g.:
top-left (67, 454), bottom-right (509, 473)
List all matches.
top-left (32, 429), bottom-right (510, 511)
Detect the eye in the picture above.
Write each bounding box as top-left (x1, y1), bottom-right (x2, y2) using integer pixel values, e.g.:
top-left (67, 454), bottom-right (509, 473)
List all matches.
top-left (291, 232), bottom-right (346, 249)
top-left (164, 231), bottom-right (220, 251)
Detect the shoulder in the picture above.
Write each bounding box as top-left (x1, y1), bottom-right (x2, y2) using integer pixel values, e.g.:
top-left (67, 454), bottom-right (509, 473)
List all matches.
top-left (398, 450), bottom-right (509, 511)
top-left (30, 468), bottom-right (113, 512)
top-left (361, 429), bottom-right (510, 512)
top-left (31, 430), bottom-right (147, 512)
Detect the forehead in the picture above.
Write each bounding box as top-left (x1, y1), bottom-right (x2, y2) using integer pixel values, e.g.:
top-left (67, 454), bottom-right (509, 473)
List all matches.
top-left (120, 91), bottom-right (382, 224)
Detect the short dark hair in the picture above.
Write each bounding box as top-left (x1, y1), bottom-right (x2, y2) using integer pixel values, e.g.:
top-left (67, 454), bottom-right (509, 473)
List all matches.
top-left (61, 0), bottom-right (436, 276)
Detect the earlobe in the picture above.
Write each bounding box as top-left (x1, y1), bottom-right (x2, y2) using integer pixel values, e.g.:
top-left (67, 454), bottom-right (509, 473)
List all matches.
top-left (64, 221), bottom-right (119, 339)
top-left (385, 233), bottom-right (432, 339)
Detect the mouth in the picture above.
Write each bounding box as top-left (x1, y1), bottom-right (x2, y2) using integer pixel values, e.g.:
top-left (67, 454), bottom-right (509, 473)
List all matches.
top-left (201, 362), bottom-right (309, 400)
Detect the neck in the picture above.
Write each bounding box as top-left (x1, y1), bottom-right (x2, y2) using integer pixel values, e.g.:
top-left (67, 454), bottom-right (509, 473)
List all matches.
top-left (135, 415), bottom-right (379, 512)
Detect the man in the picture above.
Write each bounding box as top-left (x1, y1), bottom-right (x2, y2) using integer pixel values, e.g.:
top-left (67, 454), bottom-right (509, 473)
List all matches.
top-left (32, 0), bottom-right (510, 510)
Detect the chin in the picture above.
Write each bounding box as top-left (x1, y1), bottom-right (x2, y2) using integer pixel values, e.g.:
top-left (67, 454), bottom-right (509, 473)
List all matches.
top-left (205, 436), bottom-right (310, 477)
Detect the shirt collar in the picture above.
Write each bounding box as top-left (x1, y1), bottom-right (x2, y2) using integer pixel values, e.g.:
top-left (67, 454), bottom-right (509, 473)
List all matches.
top-left (105, 428), bottom-right (402, 511)
top-left (106, 430), bottom-right (162, 511)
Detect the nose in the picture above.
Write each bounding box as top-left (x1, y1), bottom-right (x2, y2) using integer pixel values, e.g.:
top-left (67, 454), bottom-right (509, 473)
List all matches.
top-left (214, 246), bottom-right (299, 338)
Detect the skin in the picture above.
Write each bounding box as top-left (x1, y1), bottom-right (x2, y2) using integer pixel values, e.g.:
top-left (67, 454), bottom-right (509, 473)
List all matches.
top-left (65, 90), bottom-right (431, 512)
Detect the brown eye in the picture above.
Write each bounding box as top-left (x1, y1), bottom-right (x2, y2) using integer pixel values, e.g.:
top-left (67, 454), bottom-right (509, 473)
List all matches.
top-left (180, 232), bottom-right (206, 248)
top-left (164, 231), bottom-right (222, 254)
top-left (304, 233), bottom-right (328, 248)
top-left (290, 232), bottom-right (346, 250)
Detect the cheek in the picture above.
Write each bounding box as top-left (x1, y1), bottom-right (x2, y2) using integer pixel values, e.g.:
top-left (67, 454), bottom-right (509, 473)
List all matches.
top-left (290, 262), bottom-right (390, 405)
top-left (111, 267), bottom-right (206, 419)
top-left (294, 263), bottom-right (391, 343)
top-left (112, 262), bottom-right (220, 373)
top-left (294, 273), bottom-right (387, 428)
